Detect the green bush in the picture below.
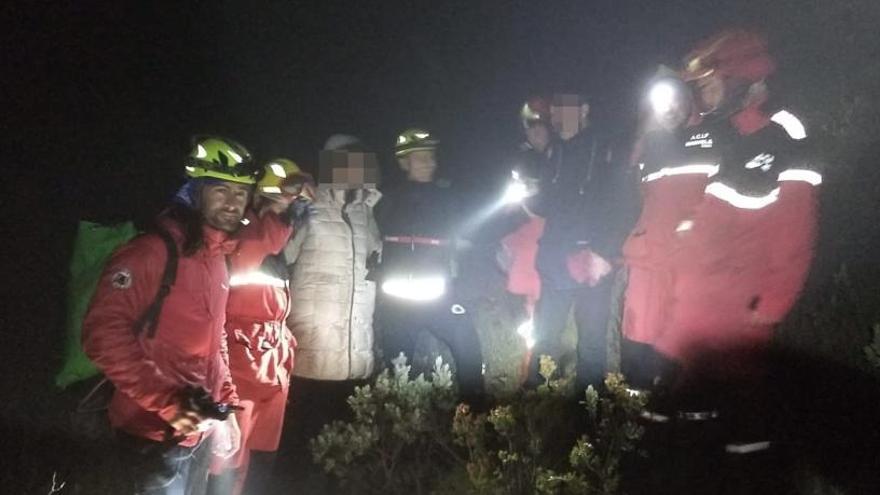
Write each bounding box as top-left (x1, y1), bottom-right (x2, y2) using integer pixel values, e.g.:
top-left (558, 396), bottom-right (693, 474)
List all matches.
top-left (312, 354), bottom-right (647, 494)
top-left (453, 356), bottom-right (647, 495)
top-left (311, 355), bottom-right (462, 495)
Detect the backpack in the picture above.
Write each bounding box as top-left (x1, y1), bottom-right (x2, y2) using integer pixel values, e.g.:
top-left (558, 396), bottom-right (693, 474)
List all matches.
top-left (56, 221), bottom-right (138, 387)
top-left (60, 222), bottom-right (179, 442)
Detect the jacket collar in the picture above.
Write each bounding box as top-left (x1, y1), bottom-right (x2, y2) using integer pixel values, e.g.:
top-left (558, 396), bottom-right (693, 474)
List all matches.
top-left (158, 215), bottom-right (239, 257)
top-left (730, 106), bottom-right (771, 136)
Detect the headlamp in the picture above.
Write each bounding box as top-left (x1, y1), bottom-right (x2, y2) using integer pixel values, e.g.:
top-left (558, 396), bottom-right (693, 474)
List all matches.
top-left (649, 81), bottom-right (678, 116)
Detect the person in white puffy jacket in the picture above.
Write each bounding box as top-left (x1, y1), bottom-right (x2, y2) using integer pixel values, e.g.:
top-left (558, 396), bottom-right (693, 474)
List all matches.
top-left (280, 135), bottom-right (382, 488)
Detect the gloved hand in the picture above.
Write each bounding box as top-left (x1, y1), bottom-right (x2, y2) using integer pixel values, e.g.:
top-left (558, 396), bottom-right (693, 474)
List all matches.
top-left (211, 412), bottom-right (242, 459)
top-left (566, 249), bottom-right (612, 287)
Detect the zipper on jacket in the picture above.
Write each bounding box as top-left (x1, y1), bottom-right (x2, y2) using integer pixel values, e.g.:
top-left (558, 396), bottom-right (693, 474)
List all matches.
top-left (340, 194), bottom-right (357, 378)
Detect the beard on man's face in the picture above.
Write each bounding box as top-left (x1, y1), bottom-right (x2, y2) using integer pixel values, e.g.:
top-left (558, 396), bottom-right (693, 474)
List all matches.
top-left (206, 212), bottom-right (243, 232)
top-left (199, 186), bottom-right (249, 233)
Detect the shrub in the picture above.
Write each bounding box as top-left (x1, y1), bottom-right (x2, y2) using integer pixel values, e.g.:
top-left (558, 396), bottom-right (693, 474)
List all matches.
top-left (311, 355), bottom-right (462, 494)
top-left (453, 356), bottom-right (647, 495)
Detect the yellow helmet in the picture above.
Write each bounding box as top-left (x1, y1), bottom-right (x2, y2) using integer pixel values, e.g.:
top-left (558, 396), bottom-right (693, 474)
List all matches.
top-left (257, 158), bottom-right (313, 200)
top-left (394, 128), bottom-right (438, 157)
top-left (185, 135), bottom-right (260, 184)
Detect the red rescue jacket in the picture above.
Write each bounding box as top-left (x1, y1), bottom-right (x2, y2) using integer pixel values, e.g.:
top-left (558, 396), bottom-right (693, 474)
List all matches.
top-left (622, 128), bottom-right (719, 345)
top-left (501, 216), bottom-right (545, 313)
top-left (83, 217), bottom-right (239, 446)
top-left (657, 108), bottom-right (820, 366)
top-left (225, 211), bottom-right (295, 392)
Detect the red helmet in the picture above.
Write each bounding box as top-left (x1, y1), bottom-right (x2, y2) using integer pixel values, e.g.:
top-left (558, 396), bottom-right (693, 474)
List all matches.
top-left (520, 96), bottom-right (551, 128)
top-left (682, 29), bottom-right (776, 84)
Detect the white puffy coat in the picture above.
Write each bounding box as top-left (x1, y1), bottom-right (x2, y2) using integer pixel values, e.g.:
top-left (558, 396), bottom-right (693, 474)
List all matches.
top-left (284, 187), bottom-right (382, 380)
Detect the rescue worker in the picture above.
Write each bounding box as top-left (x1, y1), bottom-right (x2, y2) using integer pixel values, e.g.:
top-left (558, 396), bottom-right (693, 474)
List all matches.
top-left (651, 30), bottom-right (821, 452)
top-left (528, 94), bottom-right (635, 389)
top-left (620, 70), bottom-right (705, 388)
top-left (375, 128), bottom-right (484, 397)
top-left (281, 135), bottom-right (382, 491)
top-left (208, 159), bottom-right (314, 495)
top-left (83, 136), bottom-right (260, 494)
top-left (658, 29), bottom-right (821, 381)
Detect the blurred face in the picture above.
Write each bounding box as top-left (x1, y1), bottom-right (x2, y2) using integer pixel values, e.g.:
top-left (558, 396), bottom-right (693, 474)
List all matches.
top-left (524, 122), bottom-right (551, 152)
top-left (200, 181), bottom-right (250, 232)
top-left (695, 74), bottom-right (725, 113)
top-left (319, 150), bottom-right (379, 189)
top-left (398, 149), bottom-right (437, 183)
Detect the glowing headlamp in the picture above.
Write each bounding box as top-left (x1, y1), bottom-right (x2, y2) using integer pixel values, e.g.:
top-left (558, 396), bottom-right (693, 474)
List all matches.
top-left (649, 81), bottom-right (678, 116)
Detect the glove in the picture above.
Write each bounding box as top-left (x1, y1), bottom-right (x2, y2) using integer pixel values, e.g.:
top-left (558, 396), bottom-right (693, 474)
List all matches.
top-left (566, 249), bottom-right (612, 287)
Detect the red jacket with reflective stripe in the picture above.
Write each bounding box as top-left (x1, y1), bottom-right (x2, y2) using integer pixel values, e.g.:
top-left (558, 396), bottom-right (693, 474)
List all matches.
top-left (225, 211), bottom-right (295, 391)
top-left (83, 218), bottom-right (239, 445)
top-left (657, 109), bottom-right (820, 364)
top-left (622, 128), bottom-right (717, 345)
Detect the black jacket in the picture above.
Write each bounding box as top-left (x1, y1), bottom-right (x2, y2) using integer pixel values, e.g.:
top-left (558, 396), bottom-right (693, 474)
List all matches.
top-left (536, 127), bottom-right (636, 289)
top-left (374, 180), bottom-right (459, 280)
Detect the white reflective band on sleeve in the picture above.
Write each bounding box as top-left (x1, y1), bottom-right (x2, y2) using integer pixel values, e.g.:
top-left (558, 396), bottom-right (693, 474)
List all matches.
top-left (705, 182), bottom-right (780, 209)
top-left (771, 110), bottom-right (807, 140)
top-left (725, 441), bottom-right (771, 454)
top-left (261, 186), bottom-right (283, 194)
top-left (229, 272), bottom-right (287, 288)
top-left (642, 164), bottom-right (719, 182)
top-left (777, 168), bottom-right (822, 185)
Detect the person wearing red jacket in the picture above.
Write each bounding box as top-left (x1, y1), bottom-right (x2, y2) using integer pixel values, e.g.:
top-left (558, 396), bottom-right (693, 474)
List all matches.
top-left (620, 71), bottom-right (711, 388)
top-left (83, 136), bottom-right (261, 495)
top-left (656, 30), bottom-right (821, 387)
top-left (207, 158), bottom-right (314, 495)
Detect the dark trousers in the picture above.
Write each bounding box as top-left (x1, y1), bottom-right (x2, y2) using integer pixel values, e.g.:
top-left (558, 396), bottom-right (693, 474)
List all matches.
top-left (117, 432), bottom-right (210, 495)
top-left (529, 275), bottom-right (615, 389)
top-left (620, 338), bottom-right (680, 390)
top-left (273, 377), bottom-right (366, 494)
top-left (377, 297), bottom-right (484, 396)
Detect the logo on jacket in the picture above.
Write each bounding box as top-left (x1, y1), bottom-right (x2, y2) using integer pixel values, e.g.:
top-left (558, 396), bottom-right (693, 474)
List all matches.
top-left (111, 268), bottom-right (133, 289)
top-left (685, 133), bottom-right (713, 148)
top-left (745, 153), bottom-right (775, 172)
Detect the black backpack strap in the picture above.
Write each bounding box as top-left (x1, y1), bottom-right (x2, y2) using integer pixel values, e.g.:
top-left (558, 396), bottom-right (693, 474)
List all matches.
top-left (133, 228), bottom-right (179, 338)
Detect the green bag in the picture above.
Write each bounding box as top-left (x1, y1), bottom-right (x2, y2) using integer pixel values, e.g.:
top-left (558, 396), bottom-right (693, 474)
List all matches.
top-left (56, 221), bottom-right (138, 388)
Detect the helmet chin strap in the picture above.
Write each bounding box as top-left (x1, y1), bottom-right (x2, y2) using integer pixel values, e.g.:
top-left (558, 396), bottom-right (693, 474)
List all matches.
top-left (699, 79), bottom-right (754, 121)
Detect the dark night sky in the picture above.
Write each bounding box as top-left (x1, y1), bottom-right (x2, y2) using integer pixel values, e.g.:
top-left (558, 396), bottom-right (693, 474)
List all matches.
top-left (8, 1), bottom-right (856, 215)
top-left (3, 0), bottom-right (879, 413)
top-left (10, 1), bottom-right (787, 217)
